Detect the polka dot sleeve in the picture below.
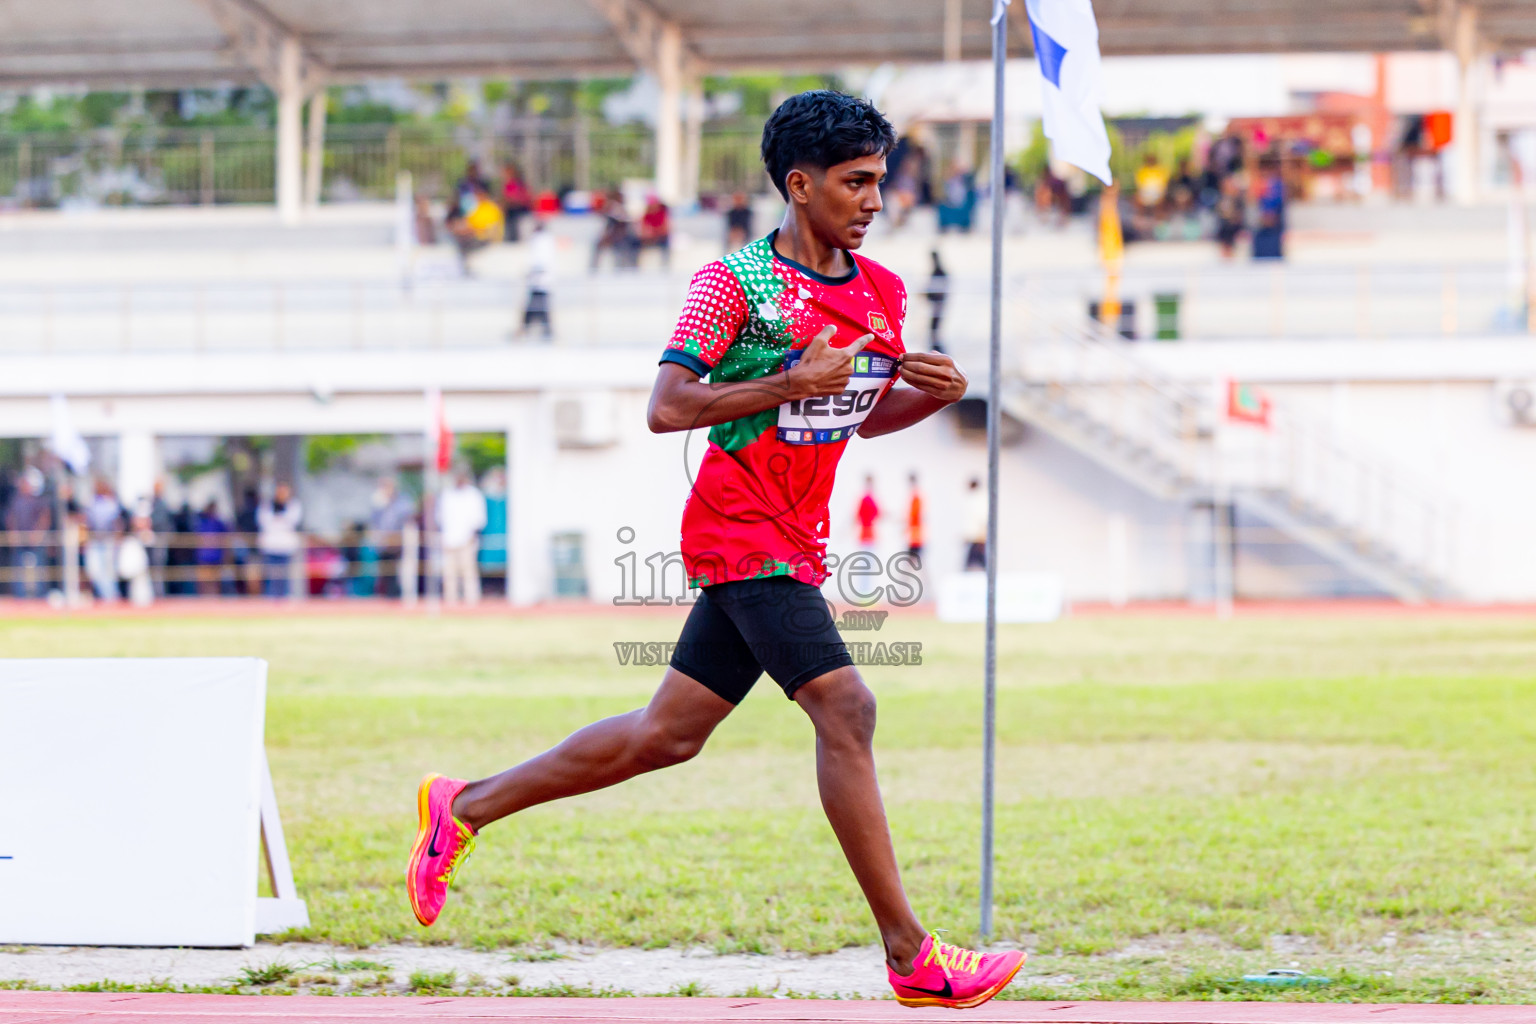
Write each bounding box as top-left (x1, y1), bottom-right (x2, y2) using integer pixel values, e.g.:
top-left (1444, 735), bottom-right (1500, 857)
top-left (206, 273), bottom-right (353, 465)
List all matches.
top-left (661, 261), bottom-right (749, 374)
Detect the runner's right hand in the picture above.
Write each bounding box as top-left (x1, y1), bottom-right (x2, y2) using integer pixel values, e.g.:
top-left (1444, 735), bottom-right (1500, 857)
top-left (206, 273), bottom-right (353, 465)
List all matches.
top-left (788, 326), bottom-right (875, 398)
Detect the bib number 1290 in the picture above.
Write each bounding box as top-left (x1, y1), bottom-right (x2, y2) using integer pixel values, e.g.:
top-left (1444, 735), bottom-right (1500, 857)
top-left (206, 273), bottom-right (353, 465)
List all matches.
top-left (777, 349), bottom-right (898, 445)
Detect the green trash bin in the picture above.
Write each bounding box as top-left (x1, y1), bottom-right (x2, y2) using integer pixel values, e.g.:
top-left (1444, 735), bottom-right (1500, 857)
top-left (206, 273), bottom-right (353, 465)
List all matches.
top-left (1154, 292), bottom-right (1181, 340)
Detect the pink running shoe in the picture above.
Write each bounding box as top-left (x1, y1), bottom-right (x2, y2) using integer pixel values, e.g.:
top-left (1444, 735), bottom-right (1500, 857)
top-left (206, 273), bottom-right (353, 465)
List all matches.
top-left (888, 933), bottom-right (1026, 1009)
top-left (406, 774), bottom-right (477, 927)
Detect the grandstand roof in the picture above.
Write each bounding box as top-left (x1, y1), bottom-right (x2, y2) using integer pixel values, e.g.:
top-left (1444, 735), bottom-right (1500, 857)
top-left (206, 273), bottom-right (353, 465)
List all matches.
top-left (3, 0), bottom-right (1534, 90)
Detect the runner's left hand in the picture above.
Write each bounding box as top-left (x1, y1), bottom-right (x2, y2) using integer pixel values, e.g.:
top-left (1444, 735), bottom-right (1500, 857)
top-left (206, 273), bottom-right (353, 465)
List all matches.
top-left (897, 352), bottom-right (968, 402)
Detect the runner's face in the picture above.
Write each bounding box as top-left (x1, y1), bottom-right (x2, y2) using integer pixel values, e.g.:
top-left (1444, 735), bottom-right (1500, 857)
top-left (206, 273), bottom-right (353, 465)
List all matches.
top-left (803, 154), bottom-right (886, 250)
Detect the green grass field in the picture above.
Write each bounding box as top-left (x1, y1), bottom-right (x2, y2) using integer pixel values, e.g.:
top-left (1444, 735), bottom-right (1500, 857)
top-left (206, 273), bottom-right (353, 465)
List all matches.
top-left (5, 609), bottom-right (1536, 1001)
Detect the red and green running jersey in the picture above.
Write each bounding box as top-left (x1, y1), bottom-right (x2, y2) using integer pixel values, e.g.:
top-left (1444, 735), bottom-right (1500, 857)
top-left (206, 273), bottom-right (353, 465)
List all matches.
top-left (660, 232), bottom-right (908, 588)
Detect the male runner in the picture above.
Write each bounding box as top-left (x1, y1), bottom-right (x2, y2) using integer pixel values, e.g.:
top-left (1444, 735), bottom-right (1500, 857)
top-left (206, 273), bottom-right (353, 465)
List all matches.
top-left (407, 91), bottom-right (1024, 1009)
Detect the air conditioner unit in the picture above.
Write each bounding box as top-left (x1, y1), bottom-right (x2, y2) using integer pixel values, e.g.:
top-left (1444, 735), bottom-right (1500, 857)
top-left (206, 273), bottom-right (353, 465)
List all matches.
top-left (1494, 380), bottom-right (1536, 427)
top-left (552, 391), bottom-right (618, 448)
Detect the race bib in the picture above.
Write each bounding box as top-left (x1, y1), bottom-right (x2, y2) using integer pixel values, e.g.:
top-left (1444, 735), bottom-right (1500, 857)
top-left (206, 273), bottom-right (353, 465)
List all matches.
top-left (777, 350), bottom-right (898, 445)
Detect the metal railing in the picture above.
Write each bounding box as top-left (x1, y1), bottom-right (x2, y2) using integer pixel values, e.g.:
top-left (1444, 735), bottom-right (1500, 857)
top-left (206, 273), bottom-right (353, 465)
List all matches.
top-left (0, 261), bottom-right (1527, 356)
top-left (0, 122), bottom-right (767, 207)
top-left (1010, 312), bottom-right (1458, 598)
top-left (0, 525), bottom-right (509, 604)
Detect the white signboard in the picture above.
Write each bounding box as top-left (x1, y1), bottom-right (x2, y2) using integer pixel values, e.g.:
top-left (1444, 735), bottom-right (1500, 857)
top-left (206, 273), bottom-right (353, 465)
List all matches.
top-left (0, 658), bottom-right (302, 947)
top-left (936, 571), bottom-right (1066, 623)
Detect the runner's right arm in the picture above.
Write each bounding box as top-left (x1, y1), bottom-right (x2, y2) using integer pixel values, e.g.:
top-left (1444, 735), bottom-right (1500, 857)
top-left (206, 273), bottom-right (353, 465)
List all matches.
top-left (647, 327), bottom-right (873, 433)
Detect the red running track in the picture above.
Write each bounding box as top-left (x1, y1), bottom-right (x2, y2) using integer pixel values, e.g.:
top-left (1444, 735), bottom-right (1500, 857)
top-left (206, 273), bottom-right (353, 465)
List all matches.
top-left (2, 995), bottom-right (1533, 1024)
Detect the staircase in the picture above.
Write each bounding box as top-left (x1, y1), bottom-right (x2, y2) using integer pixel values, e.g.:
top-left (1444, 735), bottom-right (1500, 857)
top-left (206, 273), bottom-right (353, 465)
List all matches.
top-left (1001, 317), bottom-right (1454, 602)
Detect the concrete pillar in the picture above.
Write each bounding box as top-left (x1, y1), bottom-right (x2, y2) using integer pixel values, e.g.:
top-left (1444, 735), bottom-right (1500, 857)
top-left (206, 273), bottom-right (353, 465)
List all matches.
top-left (275, 36), bottom-right (304, 225)
top-left (681, 76), bottom-right (704, 206)
top-left (1453, 5), bottom-right (1481, 207)
top-left (653, 23), bottom-right (685, 205)
top-left (507, 397), bottom-right (556, 606)
top-left (116, 430), bottom-right (156, 513)
top-left (304, 88), bottom-right (327, 210)
top-left (944, 0), bottom-right (963, 62)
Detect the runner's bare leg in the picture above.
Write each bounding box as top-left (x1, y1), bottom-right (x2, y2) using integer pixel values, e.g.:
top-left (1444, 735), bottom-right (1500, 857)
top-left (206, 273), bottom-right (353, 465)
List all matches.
top-left (451, 670), bottom-right (733, 829)
top-left (794, 666), bottom-right (928, 974)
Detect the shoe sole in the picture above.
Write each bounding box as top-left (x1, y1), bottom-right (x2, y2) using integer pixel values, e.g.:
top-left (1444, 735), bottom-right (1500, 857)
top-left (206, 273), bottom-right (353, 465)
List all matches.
top-left (893, 952), bottom-right (1027, 1010)
top-left (406, 772), bottom-right (442, 927)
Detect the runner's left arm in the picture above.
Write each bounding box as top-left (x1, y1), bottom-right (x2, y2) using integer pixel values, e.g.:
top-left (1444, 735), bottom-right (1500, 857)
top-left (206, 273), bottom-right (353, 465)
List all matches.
top-left (857, 352), bottom-right (968, 438)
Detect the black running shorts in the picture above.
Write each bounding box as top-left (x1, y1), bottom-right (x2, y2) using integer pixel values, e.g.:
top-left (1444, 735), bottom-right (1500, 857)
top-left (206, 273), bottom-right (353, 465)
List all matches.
top-left (669, 576), bottom-right (853, 704)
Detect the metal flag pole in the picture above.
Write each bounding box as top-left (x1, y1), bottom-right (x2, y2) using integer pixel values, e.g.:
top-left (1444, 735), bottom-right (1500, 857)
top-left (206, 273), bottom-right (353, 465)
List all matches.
top-left (981, 0), bottom-right (1010, 942)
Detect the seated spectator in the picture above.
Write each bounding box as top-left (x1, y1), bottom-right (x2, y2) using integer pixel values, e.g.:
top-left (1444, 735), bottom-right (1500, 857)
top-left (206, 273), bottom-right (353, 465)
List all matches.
top-left (725, 192), bottom-right (753, 250)
top-left (455, 159), bottom-right (490, 203)
top-left (637, 196), bottom-right (671, 267)
top-left (413, 194), bottom-right (437, 245)
top-left (500, 163), bottom-right (532, 242)
top-left (5, 466), bottom-right (52, 599)
top-left (936, 165), bottom-right (976, 233)
top-left (1214, 174), bottom-right (1247, 260)
top-left (445, 183), bottom-right (505, 276)
top-left (194, 500), bottom-right (229, 595)
top-left (591, 189), bottom-right (637, 271)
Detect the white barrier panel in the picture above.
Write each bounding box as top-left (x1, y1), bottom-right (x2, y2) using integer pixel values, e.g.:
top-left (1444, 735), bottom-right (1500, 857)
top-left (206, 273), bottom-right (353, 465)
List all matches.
top-left (936, 571), bottom-right (1066, 623)
top-left (0, 658), bottom-right (304, 947)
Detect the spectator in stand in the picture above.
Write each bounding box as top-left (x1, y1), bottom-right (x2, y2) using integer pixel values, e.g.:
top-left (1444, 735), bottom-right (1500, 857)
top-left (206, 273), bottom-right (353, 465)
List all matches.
top-left (885, 135), bottom-right (928, 228)
top-left (148, 479), bottom-right (174, 597)
top-left (1215, 175), bottom-right (1247, 260)
top-left (455, 160), bottom-right (491, 203)
top-left (413, 194), bottom-right (437, 245)
top-left (369, 477), bottom-right (416, 598)
top-left (5, 467), bottom-right (52, 598)
top-left (637, 196), bottom-right (671, 267)
top-left (343, 520), bottom-right (378, 597)
top-left (500, 162), bottom-right (533, 242)
top-left (478, 467), bottom-right (508, 596)
top-left (120, 502), bottom-right (156, 607)
top-left (592, 189), bottom-right (636, 271)
top-left (1251, 154), bottom-right (1287, 261)
top-left (1136, 151), bottom-right (1167, 214)
top-left (963, 477), bottom-right (988, 571)
top-left (924, 250), bottom-right (949, 353)
top-left (856, 474), bottom-right (880, 549)
top-left (438, 467), bottom-right (487, 607)
top-left (85, 479), bottom-right (125, 602)
top-left (194, 500), bottom-right (229, 596)
top-left (520, 219), bottom-right (555, 339)
top-left (906, 472), bottom-right (924, 564)
top-left (725, 192), bottom-right (754, 250)
top-left (167, 500), bottom-right (196, 596)
top-left (446, 182), bottom-right (505, 276)
top-left (233, 488), bottom-right (261, 596)
top-left (936, 164), bottom-right (976, 233)
top-left (257, 482), bottom-right (303, 598)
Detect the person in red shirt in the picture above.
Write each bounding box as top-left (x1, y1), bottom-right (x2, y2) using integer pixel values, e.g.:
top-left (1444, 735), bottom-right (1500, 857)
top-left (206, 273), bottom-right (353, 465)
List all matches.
top-left (856, 474), bottom-right (880, 547)
top-left (637, 195), bottom-right (671, 268)
top-left (408, 92), bottom-right (1024, 1008)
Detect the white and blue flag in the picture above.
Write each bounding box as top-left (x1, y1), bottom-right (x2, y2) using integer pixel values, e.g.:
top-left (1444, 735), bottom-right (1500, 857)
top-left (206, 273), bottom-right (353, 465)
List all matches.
top-left (1022, 0), bottom-right (1113, 185)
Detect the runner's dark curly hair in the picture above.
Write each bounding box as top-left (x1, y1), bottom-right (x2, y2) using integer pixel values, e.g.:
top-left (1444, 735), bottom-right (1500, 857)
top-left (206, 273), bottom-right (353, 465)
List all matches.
top-left (760, 90), bottom-right (897, 200)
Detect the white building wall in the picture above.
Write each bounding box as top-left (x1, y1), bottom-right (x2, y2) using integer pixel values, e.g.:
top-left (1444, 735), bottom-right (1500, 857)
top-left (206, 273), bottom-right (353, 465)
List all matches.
top-left (6, 342), bottom-right (1536, 604)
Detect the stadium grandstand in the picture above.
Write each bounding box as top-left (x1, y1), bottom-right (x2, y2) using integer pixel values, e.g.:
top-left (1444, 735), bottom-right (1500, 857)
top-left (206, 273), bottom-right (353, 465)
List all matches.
top-left (3, 0), bottom-right (1536, 609)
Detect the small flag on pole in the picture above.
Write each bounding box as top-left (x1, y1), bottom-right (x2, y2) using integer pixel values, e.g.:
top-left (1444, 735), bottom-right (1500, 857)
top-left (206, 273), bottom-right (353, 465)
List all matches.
top-left (48, 394), bottom-right (91, 475)
top-left (1024, 0), bottom-right (1113, 185)
top-left (431, 389), bottom-right (454, 472)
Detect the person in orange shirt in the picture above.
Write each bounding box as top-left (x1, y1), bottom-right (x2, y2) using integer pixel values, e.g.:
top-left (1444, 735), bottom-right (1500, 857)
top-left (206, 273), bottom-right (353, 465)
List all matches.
top-left (906, 472), bottom-right (923, 564)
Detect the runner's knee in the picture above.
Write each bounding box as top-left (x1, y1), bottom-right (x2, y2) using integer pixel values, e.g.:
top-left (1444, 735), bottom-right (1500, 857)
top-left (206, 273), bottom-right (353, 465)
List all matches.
top-left (633, 719), bottom-right (707, 769)
top-left (809, 679), bottom-right (878, 749)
